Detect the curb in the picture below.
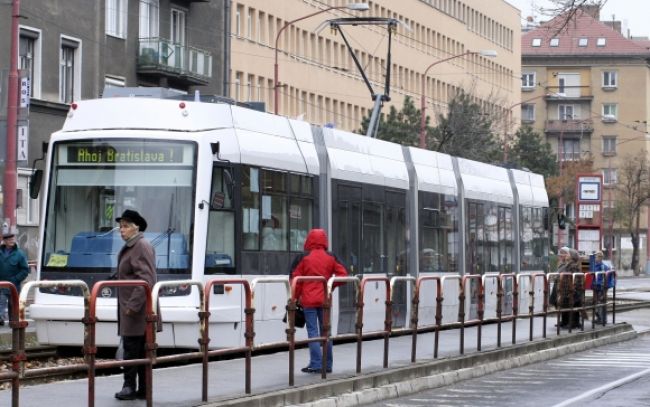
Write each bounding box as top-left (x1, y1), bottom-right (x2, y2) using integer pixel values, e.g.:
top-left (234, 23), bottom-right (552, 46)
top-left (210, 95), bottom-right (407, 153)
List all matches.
top-left (203, 324), bottom-right (636, 407)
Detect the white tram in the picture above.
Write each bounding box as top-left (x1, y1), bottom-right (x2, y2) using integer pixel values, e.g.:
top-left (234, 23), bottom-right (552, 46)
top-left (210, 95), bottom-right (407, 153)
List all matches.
top-left (29, 96), bottom-right (549, 348)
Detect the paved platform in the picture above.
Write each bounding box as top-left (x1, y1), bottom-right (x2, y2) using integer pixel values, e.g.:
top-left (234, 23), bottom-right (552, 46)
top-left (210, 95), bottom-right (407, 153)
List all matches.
top-left (0, 276), bottom-right (647, 407)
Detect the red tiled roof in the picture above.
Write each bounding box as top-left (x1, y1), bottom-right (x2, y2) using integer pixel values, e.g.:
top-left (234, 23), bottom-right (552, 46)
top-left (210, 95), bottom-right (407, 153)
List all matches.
top-left (522, 9), bottom-right (650, 57)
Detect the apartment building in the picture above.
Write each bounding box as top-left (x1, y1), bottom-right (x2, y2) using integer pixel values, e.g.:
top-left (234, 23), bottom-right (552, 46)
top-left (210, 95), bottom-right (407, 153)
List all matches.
top-left (229, 0), bottom-right (522, 132)
top-left (0, 0), bottom-right (227, 256)
top-left (521, 7), bottom-right (650, 270)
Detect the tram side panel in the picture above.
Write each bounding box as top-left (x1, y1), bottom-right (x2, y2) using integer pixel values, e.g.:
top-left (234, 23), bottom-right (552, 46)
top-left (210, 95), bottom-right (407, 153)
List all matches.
top-left (456, 158), bottom-right (515, 320)
top-left (405, 147), bottom-right (461, 325)
top-left (320, 128), bottom-right (410, 334)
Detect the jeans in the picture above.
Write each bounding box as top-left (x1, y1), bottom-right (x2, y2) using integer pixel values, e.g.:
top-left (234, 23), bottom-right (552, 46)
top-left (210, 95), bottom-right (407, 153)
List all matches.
top-left (304, 307), bottom-right (332, 370)
top-left (593, 287), bottom-right (607, 323)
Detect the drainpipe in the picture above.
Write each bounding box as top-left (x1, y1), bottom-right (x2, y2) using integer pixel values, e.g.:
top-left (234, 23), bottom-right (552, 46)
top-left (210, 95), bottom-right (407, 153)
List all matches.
top-left (222, 0), bottom-right (231, 97)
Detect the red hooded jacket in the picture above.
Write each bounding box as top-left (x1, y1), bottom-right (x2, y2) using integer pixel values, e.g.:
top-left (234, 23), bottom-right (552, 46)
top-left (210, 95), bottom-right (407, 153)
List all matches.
top-left (290, 229), bottom-right (348, 308)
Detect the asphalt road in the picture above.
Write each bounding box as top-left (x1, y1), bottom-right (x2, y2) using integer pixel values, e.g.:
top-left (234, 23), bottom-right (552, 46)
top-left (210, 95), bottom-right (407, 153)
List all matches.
top-left (366, 317), bottom-right (650, 407)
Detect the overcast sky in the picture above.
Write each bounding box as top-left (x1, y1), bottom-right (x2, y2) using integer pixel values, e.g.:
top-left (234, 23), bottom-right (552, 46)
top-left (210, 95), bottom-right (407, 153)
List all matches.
top-left (505, 0), bottom-right (650, 38)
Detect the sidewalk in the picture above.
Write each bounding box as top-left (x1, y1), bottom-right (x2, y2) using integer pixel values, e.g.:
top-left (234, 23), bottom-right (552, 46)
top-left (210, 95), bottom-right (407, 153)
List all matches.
top-left (0, 313), bottom-right (639, 407)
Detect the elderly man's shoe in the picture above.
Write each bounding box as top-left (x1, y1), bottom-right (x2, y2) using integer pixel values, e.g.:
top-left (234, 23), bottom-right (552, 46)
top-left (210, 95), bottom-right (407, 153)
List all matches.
top-left (115, 386), bottom-right (137, 400)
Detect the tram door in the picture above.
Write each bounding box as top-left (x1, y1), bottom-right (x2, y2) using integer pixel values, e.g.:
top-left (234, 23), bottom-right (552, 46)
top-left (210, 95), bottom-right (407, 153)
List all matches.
top-left (466, 202), bottom-right (484, 320)
top-left (334, 185), bottom-right (407, 333)
top-left (385, 191), bottom-right (407, 328)
top-left (334, 185), bottom-right (361, 334)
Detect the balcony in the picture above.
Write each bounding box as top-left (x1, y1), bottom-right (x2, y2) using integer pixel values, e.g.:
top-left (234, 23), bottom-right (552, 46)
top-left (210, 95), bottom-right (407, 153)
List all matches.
top-left (544, 86), bottom-right (593, 101)
top-left (544, 119), bottom-right (594, 134)
top-left (138, 38), bottom-right (212, 85)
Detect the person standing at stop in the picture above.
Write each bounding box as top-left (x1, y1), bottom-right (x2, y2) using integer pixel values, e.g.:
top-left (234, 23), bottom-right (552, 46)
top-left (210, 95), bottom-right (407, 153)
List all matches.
top-left (592, 251), bottom-right (610, 324)
top-left (114, 210), bottom-right (157, 401)
top-left (290, 228), bottom-right (348, 374)
top-left (0, 233), bottom-right (29, 325)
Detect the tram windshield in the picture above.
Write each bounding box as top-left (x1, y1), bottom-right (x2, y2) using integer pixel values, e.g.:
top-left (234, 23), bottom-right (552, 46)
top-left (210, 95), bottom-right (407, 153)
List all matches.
top-left (42, 139), bottom-right (196, 275)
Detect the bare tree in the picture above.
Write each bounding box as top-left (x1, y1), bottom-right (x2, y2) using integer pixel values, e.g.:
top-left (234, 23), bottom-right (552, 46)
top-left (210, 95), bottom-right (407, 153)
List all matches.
top-left (616, 153), bottom-right (650, 275)
top-left (533, 0), bottom-right (609, 34)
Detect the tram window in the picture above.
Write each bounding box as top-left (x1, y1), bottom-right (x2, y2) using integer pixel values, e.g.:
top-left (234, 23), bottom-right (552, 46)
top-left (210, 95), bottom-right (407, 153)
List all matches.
top-left (419, 192), bottom-right (458, 273)
top-left (206, 166), bottom-right (236, 273)
top-left (289, 198), bottom-right (312, 251)
top-left (262, 169), bottom-right (286, 193)
top-left (261, 195), bottom-right (287, 251)
top-left (362, 201), bottom-right (383, 273)
top-left (242, 167), bottom-right (260, 250)
top-left (385, 191), bottom-right (406, 276)
top-left (289, 173), bottom-right (313, 195)
top-left (210, 168), bottom-right (233, 209)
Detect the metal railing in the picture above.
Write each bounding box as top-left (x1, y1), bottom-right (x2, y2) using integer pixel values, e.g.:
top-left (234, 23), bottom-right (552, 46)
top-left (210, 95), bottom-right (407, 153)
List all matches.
top-left (0, 271), bottom-right (618, 406)
top-left (138, 38), bottom-right (212, 81)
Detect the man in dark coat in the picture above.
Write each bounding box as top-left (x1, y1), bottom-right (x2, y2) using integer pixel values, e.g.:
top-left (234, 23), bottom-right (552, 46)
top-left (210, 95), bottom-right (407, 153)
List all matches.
top-left (290, 228), bottom-right (348, 373)
top-left (114, 209), bottom-right (156, 401)
top-left (0, 233), bottom-right (29, 325)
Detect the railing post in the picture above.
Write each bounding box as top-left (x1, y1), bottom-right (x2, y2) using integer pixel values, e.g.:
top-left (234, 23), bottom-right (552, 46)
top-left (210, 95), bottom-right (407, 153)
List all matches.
top-left (20, 281), bottom-right (89, 406)
top-left (286, 276), bottom-right (325, 384)
top-left (327, 277), bottom-right (359, 372)
top-left (359, 277), bottom-right (390, 368)
top-left (441, 276), bottom-right (463, 355)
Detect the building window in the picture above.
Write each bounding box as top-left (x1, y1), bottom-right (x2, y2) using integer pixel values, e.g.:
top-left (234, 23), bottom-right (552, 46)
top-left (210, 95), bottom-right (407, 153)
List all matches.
top-left (603, 168), bottom-right (617, 185)
top-left (549, 38), bottom-right (559, 47)
top-left (106, 0), bottom-right (128, 38)
top-left (59, 37), bottom-right (81, 104)
top-left (561, 139), bottom-right (581, 161)
top-left (597, 37), bottom-right (606, 47)
top-left (521, 104), bottom-right (535, 122)
top-left (247, 8), bottom-right (253, 39)
top-left (602, 136), bottom-right (616, 155)
top-left (234, 71), bottom-right (242, 101)
top-left (139, 0), bottom-right (159, 39)
top-left (235, 5), bottom-right (243, 37)
top-left (19, 28), bottom-right (41, 98)
top-left (602, 104), bottom-right (617, 121)
top-left (578, 37), bottom-right (588, 47)
top-left (171, 9), bottom-right (186, 45)
top-left (602, 71), bottom-right (617, 88)
top-left (531, 38), bottom-right (541, 47)
top-left (559, 104), bottom-right (575, 120)
top-left (521, 72), bottom-right (536, 89)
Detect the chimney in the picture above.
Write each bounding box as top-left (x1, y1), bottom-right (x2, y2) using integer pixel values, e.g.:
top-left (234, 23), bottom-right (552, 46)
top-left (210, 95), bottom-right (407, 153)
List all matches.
top-left (579, 4), bottom-right (600, 20)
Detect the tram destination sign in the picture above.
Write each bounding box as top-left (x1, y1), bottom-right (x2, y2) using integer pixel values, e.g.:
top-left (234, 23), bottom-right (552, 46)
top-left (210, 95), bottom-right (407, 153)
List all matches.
top-left (67, 145), bottom-right (183, 164)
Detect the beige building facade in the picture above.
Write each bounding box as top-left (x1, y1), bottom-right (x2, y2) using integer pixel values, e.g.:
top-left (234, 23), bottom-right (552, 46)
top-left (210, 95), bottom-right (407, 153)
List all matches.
top-left (522, 8), bottom-right (650, 271)
top-left (229, 0), bottom-right (522, 132)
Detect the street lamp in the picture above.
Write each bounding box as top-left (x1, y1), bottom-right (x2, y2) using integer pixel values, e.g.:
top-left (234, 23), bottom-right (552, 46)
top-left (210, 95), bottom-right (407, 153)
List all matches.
top-left (273, 2), bottom-right (369, 115)
top-left (419, 49), bottom-right (497, 148)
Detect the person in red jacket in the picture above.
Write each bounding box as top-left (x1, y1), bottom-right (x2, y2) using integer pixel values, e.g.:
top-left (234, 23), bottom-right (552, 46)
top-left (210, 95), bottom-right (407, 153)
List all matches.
top-left (290, 228), bottom-right (348, 373)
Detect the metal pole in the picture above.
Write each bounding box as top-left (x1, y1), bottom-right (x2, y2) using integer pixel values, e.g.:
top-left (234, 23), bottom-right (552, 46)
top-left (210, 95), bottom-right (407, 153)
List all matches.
top-left (3, 0), bottom-right (20, 231)
top-left (419, 81), bottom-right (427, 148)
top-left (273, 6), bottom-right (348, 115)
top-left (365, 95), bottom-right (383, 138)
top-left (646, 204), bottom-right (650, 274)
top-left (557, 129), bottom-right (564, 248)
top-left (419, 51), bottom-right (473, 148)
top-left (608, 157), bottom-right (614, 262)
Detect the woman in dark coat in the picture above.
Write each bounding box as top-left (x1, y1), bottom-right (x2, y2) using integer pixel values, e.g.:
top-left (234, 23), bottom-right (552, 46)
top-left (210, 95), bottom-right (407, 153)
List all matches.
top-left (557, 249), bottom-right (583, 329)
top-left (114, 209), bottom-right (157, 401)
